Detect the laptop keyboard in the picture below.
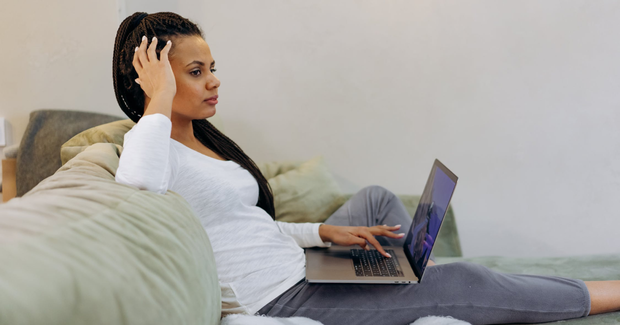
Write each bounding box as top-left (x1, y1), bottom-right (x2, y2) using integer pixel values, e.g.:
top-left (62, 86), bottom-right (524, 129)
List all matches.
top-left (351, 249), bottom-right (404, 277)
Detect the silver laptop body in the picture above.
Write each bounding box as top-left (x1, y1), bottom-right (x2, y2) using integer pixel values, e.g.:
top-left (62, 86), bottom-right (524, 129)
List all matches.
top-left (305, 159), bottom-right (458, 284)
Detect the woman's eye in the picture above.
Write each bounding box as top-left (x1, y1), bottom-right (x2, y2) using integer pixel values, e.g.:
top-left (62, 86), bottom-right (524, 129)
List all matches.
top-left (190, 69), bottom-right (201, 76)
top-left (210, 68), bottom-right (217, 73)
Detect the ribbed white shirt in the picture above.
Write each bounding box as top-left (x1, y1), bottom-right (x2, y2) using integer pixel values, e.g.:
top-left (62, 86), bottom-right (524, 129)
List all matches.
top-left (115, 114), bottom-right (330, 315)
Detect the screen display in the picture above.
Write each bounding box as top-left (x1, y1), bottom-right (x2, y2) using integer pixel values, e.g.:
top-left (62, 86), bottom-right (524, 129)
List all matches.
top-left (406, 165), bottom-right (456, 276)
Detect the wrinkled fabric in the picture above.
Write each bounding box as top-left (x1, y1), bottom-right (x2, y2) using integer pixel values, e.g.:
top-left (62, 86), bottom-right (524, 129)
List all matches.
top-left (0, 143), bottom-right (220, 325)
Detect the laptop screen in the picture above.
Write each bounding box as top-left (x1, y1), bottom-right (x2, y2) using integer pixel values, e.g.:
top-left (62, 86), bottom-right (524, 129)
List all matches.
top-left (404, 160), bottom-right (457, 279)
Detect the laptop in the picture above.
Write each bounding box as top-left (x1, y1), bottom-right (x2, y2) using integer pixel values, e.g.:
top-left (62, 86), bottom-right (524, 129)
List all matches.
top-left (305, 159), bottom-right (458, 284)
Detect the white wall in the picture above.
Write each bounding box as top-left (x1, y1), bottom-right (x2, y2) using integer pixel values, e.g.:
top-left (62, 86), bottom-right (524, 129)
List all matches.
top-left (3, 0), bottom-right (620, 258)
top-left (0, 0), bottom-right (124, 152)
top-left (195, 1), bottom-right (620, 257)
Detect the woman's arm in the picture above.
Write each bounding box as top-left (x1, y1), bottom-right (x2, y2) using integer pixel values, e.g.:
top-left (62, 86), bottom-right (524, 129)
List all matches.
top-left (116, 36), bottom-right (178, 193)
top-left (115, 114), bottom-right (176, 194)
top-left (275, 221), bottom-right (331, 248)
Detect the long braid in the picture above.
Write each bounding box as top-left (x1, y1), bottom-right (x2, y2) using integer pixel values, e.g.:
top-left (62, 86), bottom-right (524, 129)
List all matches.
top-left (112, 12), bottom-right (276, 220)
top-left (113, 12), bottom-right (149, 122)
top-left (193, 120), bottom-right (276, 218)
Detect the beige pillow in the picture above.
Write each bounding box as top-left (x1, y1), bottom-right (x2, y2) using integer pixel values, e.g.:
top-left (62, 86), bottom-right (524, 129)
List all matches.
top-left (61, 119), bottom-right (135, 165)
top-left (258, 160), bottom-right (302, 180)
top-left (269, 156), bottom-right (345, 223)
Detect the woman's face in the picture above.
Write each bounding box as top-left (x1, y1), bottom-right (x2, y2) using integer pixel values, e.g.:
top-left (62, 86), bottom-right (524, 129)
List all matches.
top-left (168, 35), bottom-right (220, 122)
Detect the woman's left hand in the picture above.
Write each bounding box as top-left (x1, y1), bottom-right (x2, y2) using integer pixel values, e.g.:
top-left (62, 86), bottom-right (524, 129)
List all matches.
top-left (318, 224), bottom-right (405, 258)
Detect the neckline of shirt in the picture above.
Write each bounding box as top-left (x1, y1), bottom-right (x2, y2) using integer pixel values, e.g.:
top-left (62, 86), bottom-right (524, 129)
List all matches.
top-left (170, 138), bottom-right (238, 166)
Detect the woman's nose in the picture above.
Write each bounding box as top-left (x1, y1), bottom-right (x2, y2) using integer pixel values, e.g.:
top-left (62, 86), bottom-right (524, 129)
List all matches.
top-left (207, 74), bottom-right (220, 89)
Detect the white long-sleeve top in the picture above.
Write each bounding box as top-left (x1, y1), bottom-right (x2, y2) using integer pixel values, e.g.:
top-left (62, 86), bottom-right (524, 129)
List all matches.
top-left (115, 114), bottom-right (330, 316)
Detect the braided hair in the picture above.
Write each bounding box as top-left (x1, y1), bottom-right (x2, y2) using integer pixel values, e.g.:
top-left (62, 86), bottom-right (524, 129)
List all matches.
top-left (112, 12), bottom-right (276, 219)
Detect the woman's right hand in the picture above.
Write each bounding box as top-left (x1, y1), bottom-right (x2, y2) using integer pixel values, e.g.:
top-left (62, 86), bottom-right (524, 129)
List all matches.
top-left (133, 35), bottom-right (176, 100)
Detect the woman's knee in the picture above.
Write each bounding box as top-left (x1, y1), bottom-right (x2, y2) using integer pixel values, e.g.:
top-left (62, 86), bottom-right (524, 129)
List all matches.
top-left (431, 262), bottom-right (495, 288)
top-left (443, 262), bottom-right (492, 276)
top-left (360, 185), bottom-right (397, 200)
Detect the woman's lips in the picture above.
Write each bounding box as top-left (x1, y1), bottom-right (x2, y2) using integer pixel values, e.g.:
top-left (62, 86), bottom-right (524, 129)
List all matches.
top-left (205, 95), bottom-right (218, 105)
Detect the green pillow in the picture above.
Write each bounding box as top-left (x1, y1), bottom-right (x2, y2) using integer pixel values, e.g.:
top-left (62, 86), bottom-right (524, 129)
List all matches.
top-left (268, 156), bottom-right (346, 223)
top-left (1, 143), bottom-right (221, 325)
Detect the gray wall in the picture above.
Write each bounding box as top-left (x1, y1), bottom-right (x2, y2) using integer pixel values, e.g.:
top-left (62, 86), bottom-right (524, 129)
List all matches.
top-left (198, 1), bottom-right (620, 258)
top-left (0, 0), bottom-right (125, 161)
top-left (2, 0), bottom-right (619, 258)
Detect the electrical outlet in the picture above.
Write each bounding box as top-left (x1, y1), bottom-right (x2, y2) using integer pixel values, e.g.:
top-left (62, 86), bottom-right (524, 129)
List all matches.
top-left (0, 117), bottom-right (5, 146)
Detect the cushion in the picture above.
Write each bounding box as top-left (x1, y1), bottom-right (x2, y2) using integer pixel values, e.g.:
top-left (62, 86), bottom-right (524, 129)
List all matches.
top-left (436, 254), bottom-right (620, 282)
top-left (61, 119), bottom-right (135, 165)
top-left (0, 143), bottom-right (220, 325)
top-left (258, 161), bottom-right (302, 180)
top-left (267, 156), bottom-right (346, 223)
top-left (16, 109), bottom-right (123, 196)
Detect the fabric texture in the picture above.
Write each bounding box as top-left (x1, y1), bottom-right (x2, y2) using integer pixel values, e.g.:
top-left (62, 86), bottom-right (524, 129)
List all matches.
top-left (258, 161), bottom-right (302, 180)
top-left (114, 114), bottom-right (330, 316)
top-left (435, 255), bottom-right (620, 325)
top-left (0, 143), bottom-right (221, 325)
top-left (61, 119), bottom-right (135, 165)
top-left (16, 109), bottom-right (123, 196)
top-left (410, 317), bottom-right (471, 325)
top-left (221, 314), bottom-right (323, 325)
top-left (268, 156), bottom-right (346, 223)
top-left (220, 315), bottom-right (471, 325)
top-left (258, 186), bottom-right (590, 325)
top-left (259, 263), bottom-right (590, 325)
top-left (436, 254), bottom-right (620, 282)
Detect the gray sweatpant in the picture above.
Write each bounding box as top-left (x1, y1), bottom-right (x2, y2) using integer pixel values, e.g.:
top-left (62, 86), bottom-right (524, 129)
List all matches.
top-left (257, 186), bottom-right (591, 325)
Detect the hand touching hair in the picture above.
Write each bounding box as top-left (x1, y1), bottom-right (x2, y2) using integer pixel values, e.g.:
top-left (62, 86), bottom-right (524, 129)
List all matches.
top-left (112, 12), bottom-right (276, 220)
top-left (113, 12), bottom-right (202, 122)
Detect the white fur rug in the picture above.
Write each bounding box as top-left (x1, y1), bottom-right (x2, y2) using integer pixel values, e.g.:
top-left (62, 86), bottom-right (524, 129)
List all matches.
top-left (221, 314), bottom-right (471, 325)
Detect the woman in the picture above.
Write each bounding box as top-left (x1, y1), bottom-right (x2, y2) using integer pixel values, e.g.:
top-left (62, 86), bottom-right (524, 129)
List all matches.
top-left (112, 12), bottom-right (620, 325)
